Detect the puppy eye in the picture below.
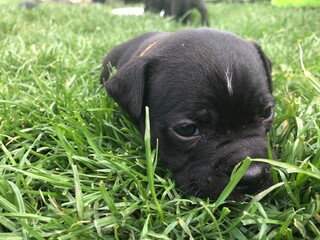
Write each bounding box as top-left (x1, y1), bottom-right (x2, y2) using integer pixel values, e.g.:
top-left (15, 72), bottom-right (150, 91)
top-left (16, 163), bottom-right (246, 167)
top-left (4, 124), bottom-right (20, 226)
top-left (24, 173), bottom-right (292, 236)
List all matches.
top-left (173, 122), bottom-right (200, 138)
top-left (260, 106), bottom-right (274, 120)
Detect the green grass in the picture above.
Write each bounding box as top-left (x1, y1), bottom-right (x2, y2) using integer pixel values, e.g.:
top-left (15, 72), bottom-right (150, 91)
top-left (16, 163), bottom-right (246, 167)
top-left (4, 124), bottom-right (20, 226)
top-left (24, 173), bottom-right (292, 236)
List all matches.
top-left (272, 0), bottom-right (320, 7)
top-left (0, 0), bottom-right (320, 239)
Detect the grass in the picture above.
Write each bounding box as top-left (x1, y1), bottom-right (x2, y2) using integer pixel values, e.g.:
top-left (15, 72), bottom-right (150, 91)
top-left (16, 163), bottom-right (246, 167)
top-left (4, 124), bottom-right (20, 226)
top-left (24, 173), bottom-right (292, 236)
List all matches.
top-left (0, 0), bottom-right (319, 239)
top-left (272, 0), bottom-right (320, 7)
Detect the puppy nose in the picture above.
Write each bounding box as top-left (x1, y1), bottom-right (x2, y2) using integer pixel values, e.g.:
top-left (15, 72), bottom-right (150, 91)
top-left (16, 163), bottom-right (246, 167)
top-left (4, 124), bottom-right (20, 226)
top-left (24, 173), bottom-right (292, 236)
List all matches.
top-left (238, 163), bottom-right (270, 193)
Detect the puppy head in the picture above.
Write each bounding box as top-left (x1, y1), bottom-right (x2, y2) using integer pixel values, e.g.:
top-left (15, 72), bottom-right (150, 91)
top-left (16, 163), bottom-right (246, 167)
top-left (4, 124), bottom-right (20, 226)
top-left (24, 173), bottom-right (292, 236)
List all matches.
top-left (104, 29), bottom-right (275, 200)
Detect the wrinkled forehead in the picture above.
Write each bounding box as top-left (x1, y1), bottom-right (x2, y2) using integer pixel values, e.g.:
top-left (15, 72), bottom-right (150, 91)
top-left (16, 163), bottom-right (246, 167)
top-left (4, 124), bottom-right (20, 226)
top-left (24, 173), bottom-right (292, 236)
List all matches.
top-left (148, 50), bottom-right (270, 105)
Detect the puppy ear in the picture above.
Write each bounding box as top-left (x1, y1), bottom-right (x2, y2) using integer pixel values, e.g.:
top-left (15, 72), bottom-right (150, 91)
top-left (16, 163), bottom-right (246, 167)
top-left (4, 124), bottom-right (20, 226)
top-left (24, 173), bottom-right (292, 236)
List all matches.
top-left (251, 42), bottom-right (273, 92)
top-left (105, 58), bottom-right (149, 122)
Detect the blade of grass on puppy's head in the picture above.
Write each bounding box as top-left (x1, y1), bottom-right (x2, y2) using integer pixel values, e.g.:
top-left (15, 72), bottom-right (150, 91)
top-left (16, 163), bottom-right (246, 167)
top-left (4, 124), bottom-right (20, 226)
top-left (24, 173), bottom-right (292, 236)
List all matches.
top-left (215, 158), bottom-right (252, 207)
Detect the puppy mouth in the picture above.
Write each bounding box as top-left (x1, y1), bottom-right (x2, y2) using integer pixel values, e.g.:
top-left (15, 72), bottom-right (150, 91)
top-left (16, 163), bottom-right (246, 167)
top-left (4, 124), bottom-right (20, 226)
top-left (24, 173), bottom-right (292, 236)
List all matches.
top-left (186, 178), bottom-right (271, 201)
top-left (174, 161), bottom-right (272, 201)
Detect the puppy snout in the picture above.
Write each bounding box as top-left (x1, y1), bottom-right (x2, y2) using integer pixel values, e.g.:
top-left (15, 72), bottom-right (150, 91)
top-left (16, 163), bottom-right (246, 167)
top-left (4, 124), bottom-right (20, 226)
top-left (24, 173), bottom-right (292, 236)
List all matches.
top-left (238, 163), bottom-right (271, 193)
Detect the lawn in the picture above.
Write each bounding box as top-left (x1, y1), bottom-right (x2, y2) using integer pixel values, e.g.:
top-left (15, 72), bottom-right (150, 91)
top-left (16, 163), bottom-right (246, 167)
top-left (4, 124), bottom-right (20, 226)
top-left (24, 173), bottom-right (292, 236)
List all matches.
top-left (0, 0), bottom-right (319, 239)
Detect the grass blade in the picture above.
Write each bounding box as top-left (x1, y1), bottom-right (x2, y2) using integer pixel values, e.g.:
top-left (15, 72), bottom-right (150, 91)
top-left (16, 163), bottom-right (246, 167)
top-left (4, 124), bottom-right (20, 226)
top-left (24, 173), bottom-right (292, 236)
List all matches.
top-left (72, 165), bottom-right (84, 220)
top-left (253, 159), bottom-right (320, 180)
top-left (215, 158), bottom-right (252, 207)
top-left (144, 106), bottom-right (164, 221)
top-left (299, 44), bottom-right (320, 93)
top-left (99, 181), bottom-right (120, 218)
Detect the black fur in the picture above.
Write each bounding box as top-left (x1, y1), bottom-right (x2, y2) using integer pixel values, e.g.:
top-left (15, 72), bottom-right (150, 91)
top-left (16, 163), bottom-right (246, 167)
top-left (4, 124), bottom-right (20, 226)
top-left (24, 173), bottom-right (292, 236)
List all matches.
top-left (144, 0), bottom-right (209, 26)
top-left (19, 1), bottom-right (38, 8)
top-left (101, 29), bottom-right (275, 200)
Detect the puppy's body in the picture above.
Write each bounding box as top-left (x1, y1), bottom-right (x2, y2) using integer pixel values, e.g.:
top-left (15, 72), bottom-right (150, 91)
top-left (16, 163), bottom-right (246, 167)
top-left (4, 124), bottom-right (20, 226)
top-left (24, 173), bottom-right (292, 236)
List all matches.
top-left (101, 29), bottom-right (275, 200)
top-left (144, 0), bottom-right (209, 26)
top-left (19, 1), bottom-right (38, 8)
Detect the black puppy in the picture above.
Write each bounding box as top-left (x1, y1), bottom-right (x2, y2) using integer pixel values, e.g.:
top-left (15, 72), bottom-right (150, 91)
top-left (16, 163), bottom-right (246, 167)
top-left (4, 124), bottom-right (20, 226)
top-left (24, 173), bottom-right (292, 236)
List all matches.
top-left (19, 1), bottom-right (38, 8)
top-left (101, 29), bottom-right (275, 200)
top-left (144, 0), bottom-right (209, 26)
